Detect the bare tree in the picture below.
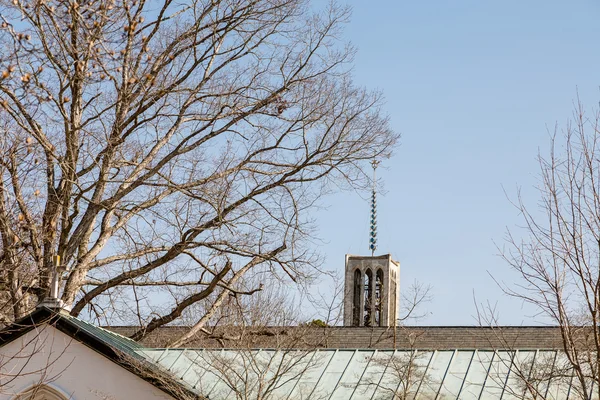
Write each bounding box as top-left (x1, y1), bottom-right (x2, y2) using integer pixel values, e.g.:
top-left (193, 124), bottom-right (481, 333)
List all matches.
top-left (169, 274), bottom-right (304, 347)
top-left (304, 271), bottom-right (344, 326)
top-left (0, 0), bottom-right (396, 344)
top-left (355, 328), bottom-right (435, 400)
top-left (368, 351), bottom-right (432, 399)
top-left (118, 351), bottom-right (200, 400)
top-left (165, 280), bottom-right (330, 400)
top-left (498, 99), bottom-right (600, 399)
top-left (473, 303), bottom-right (576, 400)
top-left (193, 346), bottom-right (327, 400)
top-left (353, 280), bottom-right (432, 400)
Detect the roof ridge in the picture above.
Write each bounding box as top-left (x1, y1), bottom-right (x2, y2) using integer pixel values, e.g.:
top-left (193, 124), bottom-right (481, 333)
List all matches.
top-left (75, 317), bottom-right (140, 341)
top-left (60, 313), bottom-right (143, 352)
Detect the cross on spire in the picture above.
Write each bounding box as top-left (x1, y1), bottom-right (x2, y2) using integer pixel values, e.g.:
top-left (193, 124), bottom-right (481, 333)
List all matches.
top-left (369, 159), bottom-right (380, 255)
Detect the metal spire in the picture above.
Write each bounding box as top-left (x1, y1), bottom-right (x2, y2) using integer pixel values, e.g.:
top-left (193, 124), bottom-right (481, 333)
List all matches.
top-left (369, 159), bottom-right (380, 256)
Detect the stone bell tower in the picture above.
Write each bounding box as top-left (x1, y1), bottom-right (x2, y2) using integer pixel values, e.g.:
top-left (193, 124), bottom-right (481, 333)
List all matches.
top-left (343, 160), bottom-right (400, 327)
top-left (343, 254), bottom-right (399, 327)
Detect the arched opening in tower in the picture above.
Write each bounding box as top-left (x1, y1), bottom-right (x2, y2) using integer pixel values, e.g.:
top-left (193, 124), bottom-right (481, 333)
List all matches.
top-left (375, 268), bottom-right (384, 326)
top-left (353, 269), bottom-right (361, 326)
top-left (364, 269), bottom-right (373, 326)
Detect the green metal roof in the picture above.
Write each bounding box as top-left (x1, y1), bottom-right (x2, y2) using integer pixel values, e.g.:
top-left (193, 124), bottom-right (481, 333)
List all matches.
top-left (60, 312), bottom-right (144, 357)
top-left (7, 309), bottom-right (586, 400)
top-left (135, 348), bottom-right (584, 400)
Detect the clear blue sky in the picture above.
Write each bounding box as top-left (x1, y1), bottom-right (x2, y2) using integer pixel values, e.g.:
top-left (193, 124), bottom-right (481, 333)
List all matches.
top-left (313, 0), bottom-right (600, 325)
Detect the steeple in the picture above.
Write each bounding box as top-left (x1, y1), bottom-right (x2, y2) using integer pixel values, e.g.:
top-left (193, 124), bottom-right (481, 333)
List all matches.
top-left (343, 160), bottom-right (400, 327)
top-left (369, 160), bottom-right (379, 255)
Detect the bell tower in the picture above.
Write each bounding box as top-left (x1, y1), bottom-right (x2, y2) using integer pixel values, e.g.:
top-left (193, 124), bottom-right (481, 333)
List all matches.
top-left (343, 160), bottom-right (400, 327)
top-left (343, 254), bottom-right (399, 327)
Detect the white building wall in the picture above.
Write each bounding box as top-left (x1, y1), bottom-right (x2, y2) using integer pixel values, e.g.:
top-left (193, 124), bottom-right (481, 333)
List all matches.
top-left (0, 325), bottom-right (174, 400)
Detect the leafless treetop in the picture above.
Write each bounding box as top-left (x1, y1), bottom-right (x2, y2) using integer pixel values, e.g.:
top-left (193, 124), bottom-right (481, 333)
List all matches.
top-left (0, 0), bottom-right (396, 344)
